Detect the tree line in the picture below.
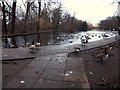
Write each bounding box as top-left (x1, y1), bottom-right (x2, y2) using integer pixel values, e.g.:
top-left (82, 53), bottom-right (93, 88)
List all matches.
top-left (1, 0), bottom-right (94, 35)
top-left (98, 16), bottom-right (120, 31)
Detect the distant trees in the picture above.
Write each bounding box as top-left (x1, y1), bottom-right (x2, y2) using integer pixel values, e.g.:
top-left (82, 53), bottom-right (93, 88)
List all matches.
top-left (51, 4), bottom-right (62, 31)
top-left (98, 16), bottom-right (119, 30)
top-left (87, 22), bottom-right (95, 30)
top-left (79, 21), bottom-right (88, 31)
top-left (98, 0), bottom-right (120, 30)
top-left (1, 0), bottom-right (92, 35)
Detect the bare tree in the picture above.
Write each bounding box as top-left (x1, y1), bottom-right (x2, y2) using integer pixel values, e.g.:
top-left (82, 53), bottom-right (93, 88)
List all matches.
top-left (23, 1), bottom-right (31, 33)
top-left (2, 1), bottom-right (8, 48)
top-left (10, 0), bottom-right (17, 47)
top-left (11, 0), bottom-right (16, 34)
top-left (2, 1), bottom-right (7, 34)
top-left (110, 0), bottom-right (120, 28)
top-left (37, 0), bottom-right (41, 41)
top-left (51, 2), bottom-right (62, 31)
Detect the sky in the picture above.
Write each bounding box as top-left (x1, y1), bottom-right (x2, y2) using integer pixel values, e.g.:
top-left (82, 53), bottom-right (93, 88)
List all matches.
top-left (62, 0), bottom-right (118, 26)
top-left (6, 0), bottom-right (118, 26)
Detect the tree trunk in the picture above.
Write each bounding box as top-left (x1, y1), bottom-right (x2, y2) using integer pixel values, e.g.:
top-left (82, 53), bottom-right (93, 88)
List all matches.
top-left (37, 0), bottom-right (41, 41)
top-left (23, 2), bottom-right (31, 44)
top-left (118, 16), bottom-right (120, 35)
top-left (2, 2), bottom-right (8, 48)
top-left (11, 1), bottom-right (16, 34)
top-left (2, 2), bottom-right (7, 34)
top-left (11, 1), bottom-right (17, 47)
top-left (24, 2), bottom-right (31, 33)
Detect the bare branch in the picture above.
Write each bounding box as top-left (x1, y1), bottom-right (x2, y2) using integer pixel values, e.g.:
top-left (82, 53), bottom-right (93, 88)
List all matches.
top-left (22, 0), bottom-right (26, 9)
top-left (5, 1), bottom-right (12, 9)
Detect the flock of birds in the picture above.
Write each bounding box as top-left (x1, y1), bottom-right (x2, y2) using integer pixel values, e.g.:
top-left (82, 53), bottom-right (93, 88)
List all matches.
top-left (9, 40), bottom-right (41, 53)
top-left (72, 31), bottom-right (117, 46)
top-left (9, 31), bottom-right (117, 54)
top-left (72, 31), bottom-right (117, 54)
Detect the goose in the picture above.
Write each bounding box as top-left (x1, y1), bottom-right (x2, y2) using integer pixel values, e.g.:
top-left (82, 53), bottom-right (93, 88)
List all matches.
top-left (102, 48), bottom-right (109, 60)
top-left (81, 38), bottom-right (86, 45)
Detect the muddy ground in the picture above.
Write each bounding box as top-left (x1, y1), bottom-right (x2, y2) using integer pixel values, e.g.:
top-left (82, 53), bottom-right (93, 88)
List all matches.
top-left (79, 40), bottom-right (120, 89)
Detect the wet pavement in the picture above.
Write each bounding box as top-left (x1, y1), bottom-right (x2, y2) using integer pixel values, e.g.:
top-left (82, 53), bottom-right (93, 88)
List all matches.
top-left (2, 35), bottom-right (120, 88)
top-left (2, 53), bottom-right (90, 88)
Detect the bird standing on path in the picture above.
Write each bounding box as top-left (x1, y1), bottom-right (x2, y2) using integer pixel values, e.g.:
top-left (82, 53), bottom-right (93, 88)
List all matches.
top-left (36, 40), bottom-right (41, 47)
top-left (29, 41), bottom-right (36, 53)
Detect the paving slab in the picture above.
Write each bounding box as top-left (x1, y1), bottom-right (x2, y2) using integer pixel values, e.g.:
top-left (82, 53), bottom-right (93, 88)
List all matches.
top-left (2, 48), bottom-right (35, 61)
top-left (64, 56), bottom-right (90, 88)
top-left (4, 76), bottom-right (38, 88)
top-left (66, 57), bottom-right (84, 71)
top-left (41, 68), bottom-right (65, 81)
top-left (18, 66), bottom-right (44, 78)
top-left (46, 53), bottom-right (68, 70)
top-left (2, 75), bottom-right (14, 87)
top-left (27, 56), bottom-right (52, 68)
top-left (2, 59), bottom-right (34, 87)
top-left (34, 79), bottom-right (64, 88)
top-left (63, 81), bottom-right (83, 88)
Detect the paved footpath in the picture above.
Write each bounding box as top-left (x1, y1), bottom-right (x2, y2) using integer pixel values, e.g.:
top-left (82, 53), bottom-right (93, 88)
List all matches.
top-left (2, 36), bottom-right (119, 88)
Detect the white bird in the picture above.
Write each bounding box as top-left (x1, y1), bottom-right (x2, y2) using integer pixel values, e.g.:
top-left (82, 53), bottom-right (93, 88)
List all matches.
top-left (29, 45), bottom-right (36, 53)
top-left (10, 44), bottom-right (15, 48)
top-left (29, 41), bottom-right (36, 53)
top-left (74, 47), bottom-right (80, 52)
top-left (57, 37), bottom-right (60, 39)
top-left (26, 42), bottom-right (30, 47)
top-left (109, 47), bottom-right (112, 50)
top-left (35, 42), bottom-right (41, 47)
top-left (105, 54), bottom-right (109, 59)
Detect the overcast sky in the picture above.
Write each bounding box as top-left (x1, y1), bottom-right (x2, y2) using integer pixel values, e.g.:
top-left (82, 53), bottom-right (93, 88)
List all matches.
top-left (16, 0), bottom-right (118, 26)
top-left (62, 0), bottom-right (118, 26)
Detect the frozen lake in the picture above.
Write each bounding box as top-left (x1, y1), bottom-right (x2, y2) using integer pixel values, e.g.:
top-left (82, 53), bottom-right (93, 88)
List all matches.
top-left (2, 30), bottom-right (118, 48)
top-left (60, 30), bottom-right (118, 45)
